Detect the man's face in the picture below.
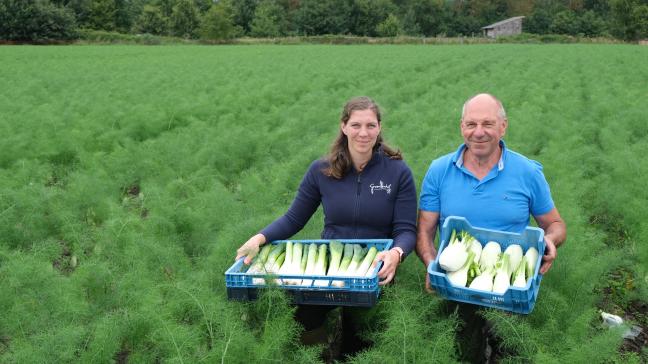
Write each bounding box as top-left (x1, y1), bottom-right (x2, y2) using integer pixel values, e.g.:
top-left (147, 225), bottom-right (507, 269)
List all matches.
top-left (460, 97), bottom-right (507, 160)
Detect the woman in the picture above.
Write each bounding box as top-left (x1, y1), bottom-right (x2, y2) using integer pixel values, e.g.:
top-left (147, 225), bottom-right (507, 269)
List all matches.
top-left (235, 96), bottom-right (417, 354)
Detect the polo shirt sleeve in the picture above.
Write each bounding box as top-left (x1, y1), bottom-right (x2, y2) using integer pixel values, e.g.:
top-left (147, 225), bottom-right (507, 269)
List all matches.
top-left (419, 159), bottom-right (443, 212)
top-left (260, 161), bottom-right (322, 242)
top-left (529, 161), bottom-right (555, 216)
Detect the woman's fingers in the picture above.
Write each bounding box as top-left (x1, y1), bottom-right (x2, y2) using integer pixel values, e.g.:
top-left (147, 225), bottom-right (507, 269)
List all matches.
top-left (376, 250), bottom-right (399, 286)
top-left (235, 236), bottom-right (263, 265)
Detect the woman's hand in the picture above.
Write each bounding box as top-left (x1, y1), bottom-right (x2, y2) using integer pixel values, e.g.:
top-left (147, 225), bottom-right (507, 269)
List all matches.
top-left (374, 248), bottom-right (401, 286)
top-left (236, 234), bottom-right (266, 265)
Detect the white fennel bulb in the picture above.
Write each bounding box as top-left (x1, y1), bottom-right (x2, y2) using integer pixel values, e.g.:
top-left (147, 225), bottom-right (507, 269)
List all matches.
top-left (492, 254), bottom-right (511, 294)
top-left (447, 251), bottom-right (476, 287)
top-left (479, 241), bottom-right (501, 272)
top-left (524, 247), bottom-right (539, 280)
top-left (469, 268), bottom-right (495, 292)
top-left (439, 230), bottom-right (470, 272)
top-left (512, 260), bottom-right (527, 288)
top-left (503, 244), bottom-right (523, 277)
top-left (469, 239), bottom-right (482, 264)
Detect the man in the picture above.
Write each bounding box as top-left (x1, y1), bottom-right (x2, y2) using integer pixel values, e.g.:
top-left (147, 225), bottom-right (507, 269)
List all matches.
top-left (417, 93), bottom-right (566, 287)
top-left (416, 93), bottom-right (567, 360)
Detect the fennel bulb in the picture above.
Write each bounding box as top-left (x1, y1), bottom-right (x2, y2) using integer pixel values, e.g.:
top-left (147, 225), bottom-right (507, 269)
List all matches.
top-left (524, 247), bottom-right (539, 280)
top-left (313, 244), bottom-right (329, 286)
top-left (479, 241), bottom-right (501, 272)
top-left (503, 244), bottom-right (523, 276)
top-left (301, 243), bottom-right (318, 286)
top-left (492, 254), bottom-right (511, 294)
top-left (439, 230), bottom-right (470, 272)
top-left (512, 260), bottom-right (527, 288)
top-left (469, 239), bottom-right (482, 264)
top-left (447, 251), bottom-right (476, 287)
top-left (356, 246), bottom-right (378, 277)
top-left (469, 268), bottom-right (495, 292)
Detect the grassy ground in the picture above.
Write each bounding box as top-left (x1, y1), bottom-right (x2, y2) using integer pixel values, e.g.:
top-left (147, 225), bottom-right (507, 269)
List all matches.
top-left (0, 44), bottom-right (646, 363)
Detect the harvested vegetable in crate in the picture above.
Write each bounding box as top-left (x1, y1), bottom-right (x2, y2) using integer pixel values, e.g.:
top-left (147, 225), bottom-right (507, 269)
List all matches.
top-left (225, 239), bottom-right (393, 307)
top-left (428, 216), bottom-right (546, 314)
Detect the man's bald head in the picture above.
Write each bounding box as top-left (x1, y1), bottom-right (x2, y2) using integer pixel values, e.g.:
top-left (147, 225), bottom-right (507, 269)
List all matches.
top-left (461, 93), bottom-right (507, 121)
top-left (459, 93), bottom-right (508, 160)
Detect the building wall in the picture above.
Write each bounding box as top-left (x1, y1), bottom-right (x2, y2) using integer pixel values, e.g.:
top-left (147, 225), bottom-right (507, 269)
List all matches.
top-left (484, 18), bottom-right (523, 38)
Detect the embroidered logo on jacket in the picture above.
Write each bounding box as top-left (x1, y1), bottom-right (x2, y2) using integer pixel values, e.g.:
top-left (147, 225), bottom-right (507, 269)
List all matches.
top-left (370, 180), bottom-right (391, 195)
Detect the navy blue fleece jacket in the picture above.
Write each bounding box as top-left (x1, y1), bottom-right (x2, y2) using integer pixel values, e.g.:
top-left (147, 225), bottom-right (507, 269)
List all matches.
top-left (260, 149), bottom-right (418, 257)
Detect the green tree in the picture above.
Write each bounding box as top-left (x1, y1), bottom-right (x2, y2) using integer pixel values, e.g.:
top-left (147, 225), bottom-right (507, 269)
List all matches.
top-left (279, 0), bottom-right (299, 34)
top-left (113, 0), bottom-right (147, 32)
top-left (468, 0), bottom-right (508, 25)
top-left (199, 3), bottom-right (240, 39)
top-left (611, 0), bottom-right (648, 40)
top-left (0, 0), bottom-right (78, 41)
top-left (157, 0), bottom-right (176, 18)
top-left (636, 4), bottom-right (648, 38)
top-left (223, 0), bottom-right (258, 34)
top-left (524, 7), bottom-right (554, 34)
top-left (506, 0), bottom-right (534, 15)
top-left (550, 10), bottom-right (579, 34)
top-left (400, 0), bottom-right (444, 36)
top-left (89, 0), bottom-right (116, 30)
top-left (193, 0), bottom-right (212, 13)
top-left (401, 6), bottom-right (420, 35)
top-left (250, 0), bottom-right (287, 37)
top-left (577, 9), bottom-right (607, 36)
top-left (349, 0), bottom-right (396, 36)
top-left (136, 4), bottom-right (168, 34)
top-left (376, 13), bottom-right (402, 36)
top-left (63, 0), bottom-right (93, 27)
top-left (583, 0), bottom-right (611, 15)
top-left (443, 14), bottom-right (481, 36)
top-left (294, 0), bottom-right (351, 35)
top-left (170, 0), bottom-right (199, 38)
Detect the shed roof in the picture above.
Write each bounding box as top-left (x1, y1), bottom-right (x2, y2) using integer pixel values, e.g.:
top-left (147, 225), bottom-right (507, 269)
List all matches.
top-left (481, 16), bottom-right (525, 30)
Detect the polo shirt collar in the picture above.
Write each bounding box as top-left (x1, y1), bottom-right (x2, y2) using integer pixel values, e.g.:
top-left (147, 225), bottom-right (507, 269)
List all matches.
top-left (452, 140), bottom-right (507, 171)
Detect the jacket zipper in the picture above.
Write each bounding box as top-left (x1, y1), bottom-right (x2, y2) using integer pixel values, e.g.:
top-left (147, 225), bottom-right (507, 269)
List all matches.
top-left (353, 172), bottom-right (362, 238)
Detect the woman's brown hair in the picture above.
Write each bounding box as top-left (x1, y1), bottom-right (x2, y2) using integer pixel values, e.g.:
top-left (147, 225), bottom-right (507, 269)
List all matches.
top-left (323, 96), bottom-right (402, 179)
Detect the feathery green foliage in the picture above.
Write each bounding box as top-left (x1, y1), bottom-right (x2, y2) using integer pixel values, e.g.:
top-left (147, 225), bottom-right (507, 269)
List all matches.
top-left (0, 44), bottom-right (646, 362)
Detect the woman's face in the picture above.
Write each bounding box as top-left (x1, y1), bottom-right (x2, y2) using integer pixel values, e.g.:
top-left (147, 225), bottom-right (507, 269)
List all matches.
top-left (341, 109), bottom-right (381, 159)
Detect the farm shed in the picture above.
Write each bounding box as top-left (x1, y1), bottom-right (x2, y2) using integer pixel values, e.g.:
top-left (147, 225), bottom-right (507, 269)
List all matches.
top-left (482, 16), bottom-right (525, 38)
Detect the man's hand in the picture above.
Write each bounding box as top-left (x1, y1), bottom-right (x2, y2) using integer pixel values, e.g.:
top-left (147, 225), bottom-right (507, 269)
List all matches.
top-left (417, 210), bottom-right (440, 292)
top-left (425, 271), bottom-right (435, 293)
top-left (540, 237), bottom-right (556, 274)
top-left (421, 256), bottom-right (437, 293)
top-left (374, 249), bottom-right (400, 286)
top-left (534, 207), bottom-right (566, 275)
top-left (235, 234), bottom-right (266, 265)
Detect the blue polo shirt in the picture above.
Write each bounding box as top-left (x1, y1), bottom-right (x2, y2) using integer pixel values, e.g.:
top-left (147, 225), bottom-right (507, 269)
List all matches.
top-left (419, 140), bottom-right (554, 233)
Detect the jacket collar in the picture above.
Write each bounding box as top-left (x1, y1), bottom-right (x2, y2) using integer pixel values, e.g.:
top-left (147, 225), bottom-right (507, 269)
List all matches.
top-left (351, 145), bottom-right (384, 173)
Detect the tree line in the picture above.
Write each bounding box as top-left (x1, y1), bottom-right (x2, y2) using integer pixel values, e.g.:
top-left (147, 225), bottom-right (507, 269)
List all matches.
top-left (1, 0), bottom-right (647, 43)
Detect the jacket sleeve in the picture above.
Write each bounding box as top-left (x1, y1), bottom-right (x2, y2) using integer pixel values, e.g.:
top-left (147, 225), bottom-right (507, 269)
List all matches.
top-left (391, 164), bottom-right (418, 257)
top-left (260, 161), bottom-right (322, 242)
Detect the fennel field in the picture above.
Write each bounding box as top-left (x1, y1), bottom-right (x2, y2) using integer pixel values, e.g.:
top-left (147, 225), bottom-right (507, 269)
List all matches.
top-left (0, 44), bottom-right (647, 363)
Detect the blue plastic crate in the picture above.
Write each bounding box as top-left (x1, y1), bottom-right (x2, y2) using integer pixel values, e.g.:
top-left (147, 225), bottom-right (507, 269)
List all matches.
top-left (225, 239), bottom-right (392, 307)
top-left (428, 216), bottom-right (546, 314)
